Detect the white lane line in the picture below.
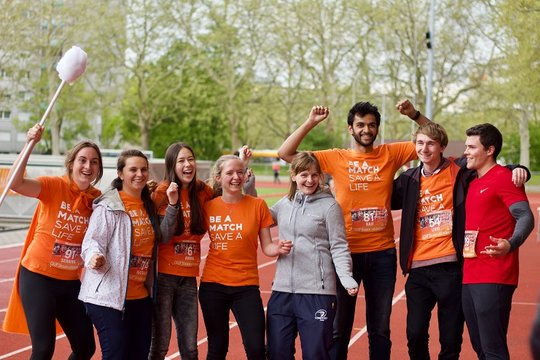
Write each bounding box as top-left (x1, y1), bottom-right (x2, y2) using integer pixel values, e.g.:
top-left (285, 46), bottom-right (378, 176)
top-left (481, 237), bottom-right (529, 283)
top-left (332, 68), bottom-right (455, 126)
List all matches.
top-left (347, 289), bottom-right (406, 348)
top-left (0, 257), bottom-right (19, 264)
top-left (165, 256), bottom-right (278, 359)
top-left (0, 335), bottom-right (66, 359)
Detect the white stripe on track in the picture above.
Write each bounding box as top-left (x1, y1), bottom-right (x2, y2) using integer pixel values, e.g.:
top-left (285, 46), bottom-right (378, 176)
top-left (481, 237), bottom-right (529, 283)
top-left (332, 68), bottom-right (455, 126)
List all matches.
top-left (0, 335), bottom-right (66, 359)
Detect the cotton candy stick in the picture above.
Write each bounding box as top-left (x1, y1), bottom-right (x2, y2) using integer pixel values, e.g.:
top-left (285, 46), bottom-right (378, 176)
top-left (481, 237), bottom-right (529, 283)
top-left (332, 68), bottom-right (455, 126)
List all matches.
top-left (0, 46), bottom-right (88, 207)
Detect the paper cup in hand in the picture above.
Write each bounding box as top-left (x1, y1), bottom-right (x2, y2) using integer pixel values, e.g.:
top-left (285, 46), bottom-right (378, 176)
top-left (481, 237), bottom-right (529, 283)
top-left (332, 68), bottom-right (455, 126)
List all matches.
top-left (56, 46), bottom-right (88, 84)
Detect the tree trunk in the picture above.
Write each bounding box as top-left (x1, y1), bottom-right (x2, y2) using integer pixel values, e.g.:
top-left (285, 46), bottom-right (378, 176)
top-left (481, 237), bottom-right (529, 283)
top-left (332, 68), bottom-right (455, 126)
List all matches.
top-left (519, 107), bottom-right (530, 168)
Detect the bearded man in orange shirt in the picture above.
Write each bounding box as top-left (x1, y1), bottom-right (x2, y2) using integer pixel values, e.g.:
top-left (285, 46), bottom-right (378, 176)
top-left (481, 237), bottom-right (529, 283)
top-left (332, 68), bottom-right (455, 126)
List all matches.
top-left (278, 99), bottom-right (429, 360)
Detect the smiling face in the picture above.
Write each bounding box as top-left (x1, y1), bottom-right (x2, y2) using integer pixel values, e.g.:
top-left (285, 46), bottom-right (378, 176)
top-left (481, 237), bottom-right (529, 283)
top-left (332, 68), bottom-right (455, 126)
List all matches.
top-left (118, 156), bottom-right (149, 198)
top-left (415, 133), bottom-right (445, 169)
top-left (217, 158), bottom-right (245, 196)
top-left (291, 165), bottom-right (320, 195)
top-left (69, 147), bottom-right (101, 190)
top-left (175, 147), bottom-right (196, 189)
top-left (464, 135), bottom-right (494, 172)
top-left (348, 114), bottom-right (379, 148)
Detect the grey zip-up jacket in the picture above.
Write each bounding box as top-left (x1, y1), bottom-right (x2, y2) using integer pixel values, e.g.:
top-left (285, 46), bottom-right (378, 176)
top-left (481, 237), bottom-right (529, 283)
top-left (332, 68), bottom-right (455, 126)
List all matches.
top-left (270, 188), bottom-right (357, 295)
top-left (79, 188), bottom-right (153, 311)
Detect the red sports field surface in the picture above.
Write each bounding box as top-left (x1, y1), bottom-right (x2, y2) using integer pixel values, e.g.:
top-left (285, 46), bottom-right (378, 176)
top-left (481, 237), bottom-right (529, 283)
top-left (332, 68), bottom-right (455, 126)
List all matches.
top-left (1, 184), bottom-right (539, 359)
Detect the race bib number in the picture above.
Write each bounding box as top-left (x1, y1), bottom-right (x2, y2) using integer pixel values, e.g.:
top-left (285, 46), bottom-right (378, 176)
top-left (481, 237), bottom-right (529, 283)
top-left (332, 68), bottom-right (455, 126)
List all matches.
top-left (50, 241), bottom-right (82, 270)
top-left (351, 207), bottom-right (388, 232)
top-left (418, 210), bottom-right (453, 240)
top-left (129, 254), bottom-right (152, 282)
top-left (463, 230), bottom-right (479, 258)
top-left (173, 241), bottom-right (200, 267)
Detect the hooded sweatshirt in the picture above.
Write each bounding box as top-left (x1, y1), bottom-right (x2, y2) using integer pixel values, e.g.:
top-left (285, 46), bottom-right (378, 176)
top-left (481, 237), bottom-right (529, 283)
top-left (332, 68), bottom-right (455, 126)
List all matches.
top-left (78, 188), bottom-right (155, 311)
top-left (270, 187), bottom-right (357, 295)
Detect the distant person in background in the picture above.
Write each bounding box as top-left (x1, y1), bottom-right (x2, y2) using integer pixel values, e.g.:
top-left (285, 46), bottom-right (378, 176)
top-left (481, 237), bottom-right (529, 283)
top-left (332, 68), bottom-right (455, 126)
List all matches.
top-left (2, 123), bottom-right (102, 360)
top-left (272, 158), bottom-right (281, 184)
top-left (199, 154), bottom-right (292, 359)
top-left (79, 149), bottom-right (161, 360)
top-left (266, 151), bottom-right (358, 360)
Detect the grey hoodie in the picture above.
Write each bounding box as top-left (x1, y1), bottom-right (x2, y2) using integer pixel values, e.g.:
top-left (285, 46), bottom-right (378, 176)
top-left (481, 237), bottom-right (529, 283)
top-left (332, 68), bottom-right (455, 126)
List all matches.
top-left (270, 187), bottom-right (357, 295)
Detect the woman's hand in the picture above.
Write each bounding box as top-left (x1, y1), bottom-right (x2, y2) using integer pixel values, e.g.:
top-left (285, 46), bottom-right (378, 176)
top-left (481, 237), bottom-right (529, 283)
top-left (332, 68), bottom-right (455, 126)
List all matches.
top-left (89, 254), bottom-right (106, 270)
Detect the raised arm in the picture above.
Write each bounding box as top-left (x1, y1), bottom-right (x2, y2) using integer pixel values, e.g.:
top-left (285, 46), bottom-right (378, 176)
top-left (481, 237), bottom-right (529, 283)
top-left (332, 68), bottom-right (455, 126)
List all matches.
top-left (238, 145), bottom-right (257, 196)
top-left (278, 106), bottom-right (329, 163)
top-left (8, 124), bottom-right (44, 198)
top-left (396, 99), bottom-right (431, 126)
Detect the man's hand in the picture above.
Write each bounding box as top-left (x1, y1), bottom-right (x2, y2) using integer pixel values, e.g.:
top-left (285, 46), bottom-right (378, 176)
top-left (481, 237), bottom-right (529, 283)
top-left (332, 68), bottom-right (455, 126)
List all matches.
top-left (308, 106), bottom-right (330, 125)
top-left (395, 99), bottom-right (417, 118)
top-left (511, 168), bottom-right (527, 187)
top-left (481, 236), bottom-right (511, 257)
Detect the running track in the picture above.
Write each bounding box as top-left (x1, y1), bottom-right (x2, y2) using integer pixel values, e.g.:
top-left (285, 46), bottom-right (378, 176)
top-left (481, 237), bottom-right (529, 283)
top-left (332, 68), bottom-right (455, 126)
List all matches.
top-left (0, 183), bottom-right (539, 359)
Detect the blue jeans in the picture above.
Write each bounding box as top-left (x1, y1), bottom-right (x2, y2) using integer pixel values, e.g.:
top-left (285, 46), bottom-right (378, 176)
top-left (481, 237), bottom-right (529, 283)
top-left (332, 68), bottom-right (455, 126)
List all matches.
top-left (462, 284), bottom-right (515, 360)
top-left (149, 274), bottom-right (198, 360)
top-left (405, 262), bottom-right (464, 360)
top-left (199, 282), bottom-right (266, 360)
top-left (85, 297), bottom-right (152, 360)
top-left (330, 248), bottom-right (397, 360)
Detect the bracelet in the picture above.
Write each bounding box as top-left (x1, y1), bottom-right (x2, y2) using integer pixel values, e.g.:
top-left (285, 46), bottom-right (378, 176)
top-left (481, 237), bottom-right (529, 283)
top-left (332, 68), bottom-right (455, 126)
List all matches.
top-left (168, 203), bottom-right (179, 209)
top-left (412, 110), bottom-right (421, 120)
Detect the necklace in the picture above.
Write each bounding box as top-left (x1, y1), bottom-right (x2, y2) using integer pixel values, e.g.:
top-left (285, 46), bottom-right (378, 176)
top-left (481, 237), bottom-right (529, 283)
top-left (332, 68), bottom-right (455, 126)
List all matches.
top-left (421, 158), bottom-right (448, 177)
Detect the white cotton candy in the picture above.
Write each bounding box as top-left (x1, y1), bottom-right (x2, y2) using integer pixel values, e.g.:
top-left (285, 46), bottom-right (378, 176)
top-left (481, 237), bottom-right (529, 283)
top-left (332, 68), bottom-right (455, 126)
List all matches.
top-left (56, 46), bottom-right (88, 84)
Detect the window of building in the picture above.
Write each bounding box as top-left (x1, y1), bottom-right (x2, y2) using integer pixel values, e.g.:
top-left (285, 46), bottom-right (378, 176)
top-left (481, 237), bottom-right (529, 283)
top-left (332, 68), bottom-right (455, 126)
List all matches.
top-left (0, 111), bottom-right (11, 120)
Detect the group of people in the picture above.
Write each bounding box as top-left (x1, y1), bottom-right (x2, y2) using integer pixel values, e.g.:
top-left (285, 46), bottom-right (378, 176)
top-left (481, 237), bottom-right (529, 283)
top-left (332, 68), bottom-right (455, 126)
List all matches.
top-left (0, 97), bottom-right (535, 360)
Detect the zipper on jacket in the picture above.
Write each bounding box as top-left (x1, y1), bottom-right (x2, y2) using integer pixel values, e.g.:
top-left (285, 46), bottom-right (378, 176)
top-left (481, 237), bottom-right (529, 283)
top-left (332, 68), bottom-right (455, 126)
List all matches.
top-left (122, 214), bottom-right (134, 314)
top-left (95, 267), bottom-right (111, 293)
top-left (318, 246), bottom-right (325, 290)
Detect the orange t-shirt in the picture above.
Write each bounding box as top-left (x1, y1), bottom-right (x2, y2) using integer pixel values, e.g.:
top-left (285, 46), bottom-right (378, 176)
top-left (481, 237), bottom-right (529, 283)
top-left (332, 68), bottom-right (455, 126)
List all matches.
top-left (412, 163), bottom-right (459, 261)
top-left (201, 195), bottom-right (273, 286)
top-left (153, 181), bottom-right (213, 277)
top-left (21, 176), bottom-right (101, 280)
top-left (120, 191), bottom-right (155, 300)
top-left (314, 143), bottom-right (416, 253)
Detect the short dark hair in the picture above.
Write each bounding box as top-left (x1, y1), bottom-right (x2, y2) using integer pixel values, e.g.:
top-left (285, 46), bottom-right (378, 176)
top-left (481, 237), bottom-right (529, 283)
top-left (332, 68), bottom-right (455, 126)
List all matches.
top-left (466, 123), bottom-right (503, 160)
top-left (347, 102), bottom-right (381, 127)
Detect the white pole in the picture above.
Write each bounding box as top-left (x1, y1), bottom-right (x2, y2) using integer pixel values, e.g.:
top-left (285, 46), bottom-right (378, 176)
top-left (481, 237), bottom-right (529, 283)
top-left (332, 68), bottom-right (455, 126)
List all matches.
top-left (426, 0), bottom-right (435, 119)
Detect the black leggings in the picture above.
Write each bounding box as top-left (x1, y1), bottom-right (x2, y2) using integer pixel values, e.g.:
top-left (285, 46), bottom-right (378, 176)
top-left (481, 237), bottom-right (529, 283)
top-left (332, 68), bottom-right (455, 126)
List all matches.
top-left (19, 266), bottom-right (96, 360)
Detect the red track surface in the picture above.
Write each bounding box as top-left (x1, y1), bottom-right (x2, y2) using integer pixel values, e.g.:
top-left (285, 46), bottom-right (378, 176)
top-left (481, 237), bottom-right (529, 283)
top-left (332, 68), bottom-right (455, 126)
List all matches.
top-left (1, 183), bottom-right (539, 359)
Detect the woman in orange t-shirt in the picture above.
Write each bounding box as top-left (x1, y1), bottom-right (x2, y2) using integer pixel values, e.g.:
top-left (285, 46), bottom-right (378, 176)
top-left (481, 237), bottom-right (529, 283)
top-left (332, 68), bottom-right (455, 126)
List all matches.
top-left (79, 150), bottom-right (161, 360)
top-left (2, 124), bottom-right (103, 360)
top-left (149, 143), bottom-right (212, 360)
top-left (199, 155), bottom-right (292, 360)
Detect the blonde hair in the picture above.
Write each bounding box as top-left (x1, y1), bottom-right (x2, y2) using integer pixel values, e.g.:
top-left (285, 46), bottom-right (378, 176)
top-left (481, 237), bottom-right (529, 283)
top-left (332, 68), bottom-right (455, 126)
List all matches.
top-left (288, 152), bottom-right (324, 200)
top-left (209, 154), bottom-right (243, 197)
